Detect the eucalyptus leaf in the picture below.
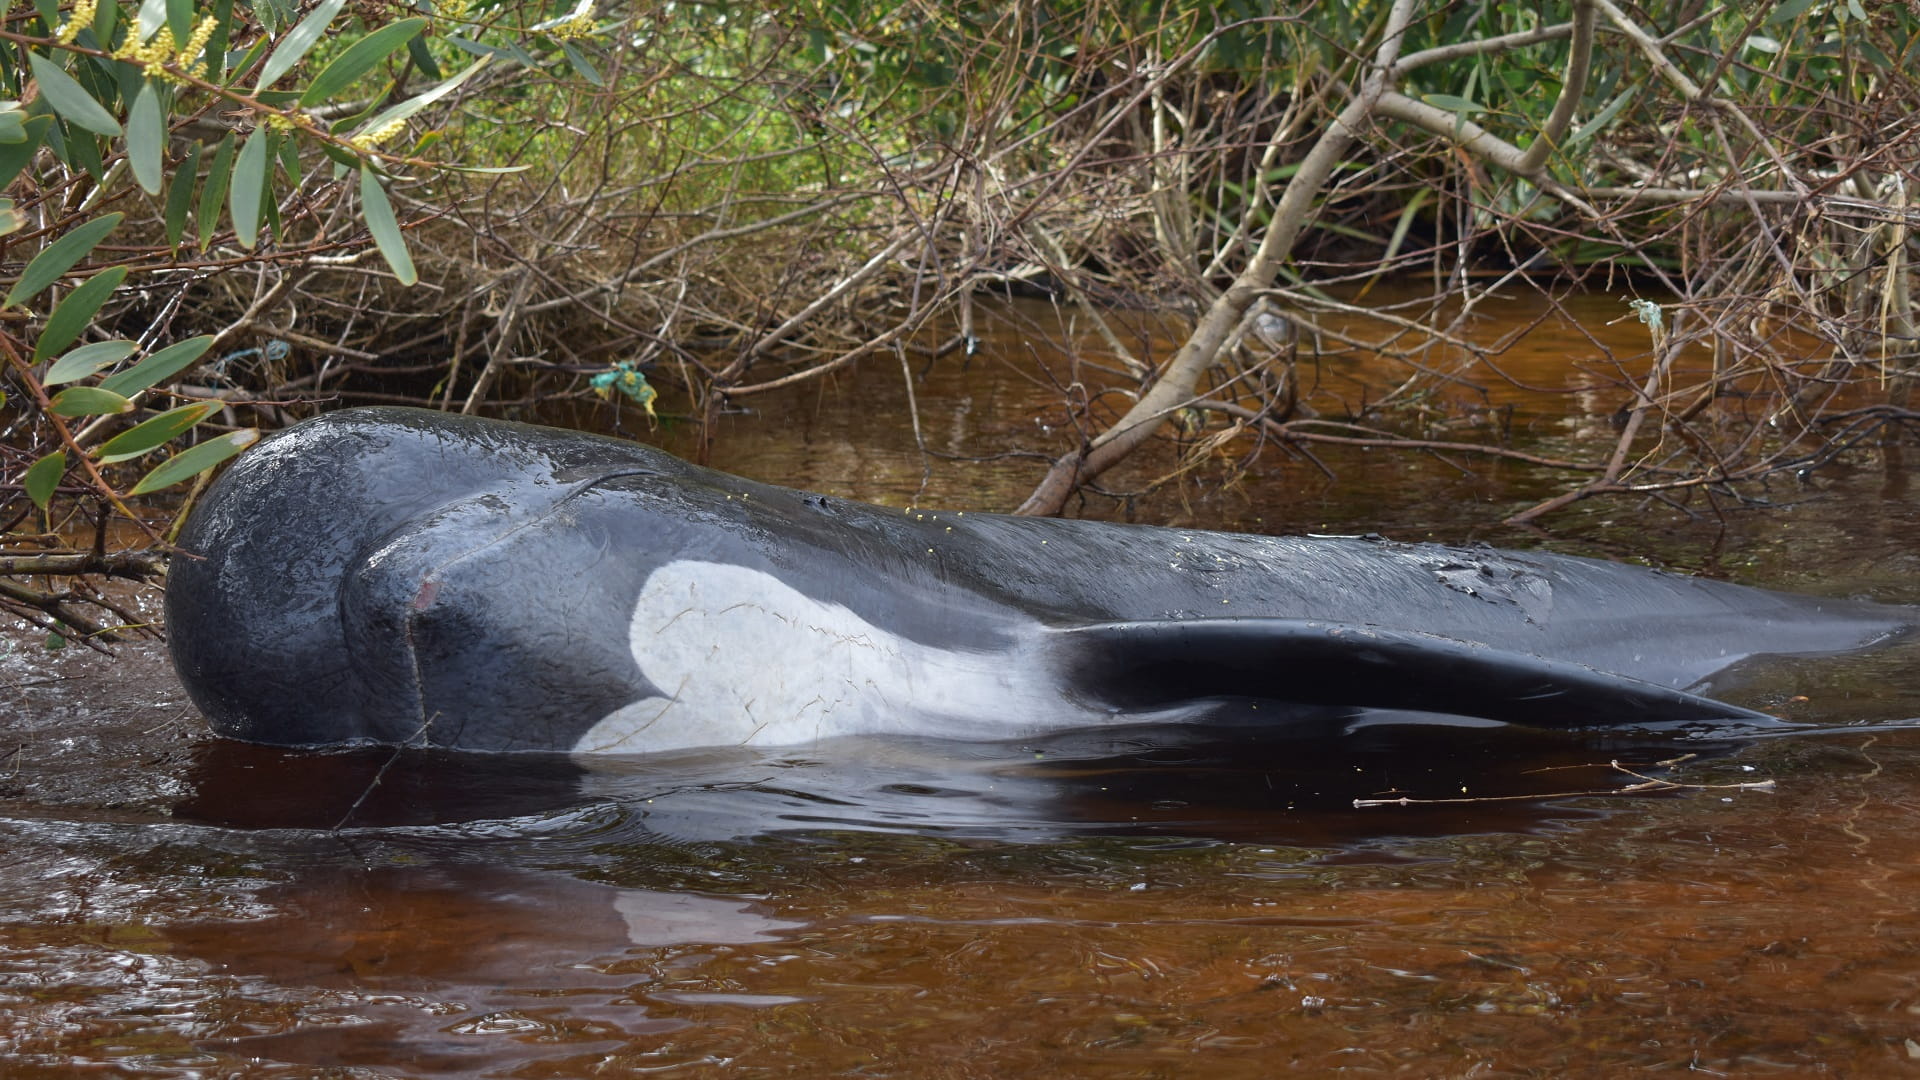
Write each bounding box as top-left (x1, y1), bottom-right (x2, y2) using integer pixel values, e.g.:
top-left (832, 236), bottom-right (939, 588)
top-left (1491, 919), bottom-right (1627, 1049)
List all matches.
top-left (48, 385), bottom-right (135, 416)
top-left (26, 52), bottom-right (122, 136)
top-left (25, 451), bottom-right (66, 510)
top-left (1420, 93), bottom-right (1484, 114)
top-left (204, 0), bottom-right (232, 80)
top-left (127, 80), bottom-right (165, 195)
top-left (255, 0), bottom-right (347, 89)
top-left (1570, 85), bottom-right (1639, 145)
top-left (353, 56), bottom-right (491, 139)
top-left (1767, 0), bottom-right (1819, 23)
top-left (5, 212), bottom-right (123, 309)
top-left (0, 116), bottom-right (51, 188)
top-left (406, 34), bottom-right (442, 79)
top-left (300, 18), bottom-right (428, 106)
top-left (224, 36), bottom-right (271, 87)
top-left (65, 118), bottom-right (108, 180)
top-left (44, 339), bottom-right (138, 385)
top-left (360, 165), bottom-right (416, 285)
top-left (165, 0), bottom-right (193, 43)
top-left (558, 42), bottom-right (604, 87)
top-left (33, 266), bottom-right (130, 361)
top-left (231, 130), bottom-right (267, 248)
top-left (129, 429), bottom-right (258, 494)
top-left (134, 0), bottom-right (165, 40)
top-left (98, 334), bottom-right (215, 397)
top-left (164, 140), bottom-right (201, 246)
top-left (92, 0), bottom-right (118, 43)
top-left (97, 402), bottom-right (220, 462)
top-left (197, 130), bottom-right (234, 249)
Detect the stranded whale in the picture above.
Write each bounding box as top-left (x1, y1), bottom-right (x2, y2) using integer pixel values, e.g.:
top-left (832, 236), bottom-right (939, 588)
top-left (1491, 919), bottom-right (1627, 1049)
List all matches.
top-left (165, 407), bottom-right (1911, 753)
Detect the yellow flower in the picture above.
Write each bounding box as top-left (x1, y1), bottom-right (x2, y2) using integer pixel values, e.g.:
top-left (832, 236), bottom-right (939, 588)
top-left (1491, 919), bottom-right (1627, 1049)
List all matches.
top-left (55, 0), bottom-right (96, 45)
top-left (349, 118), bottom-right (407, 152)
top-left (178, 16), bottom-right (218, 77)
top-left (112, 21), bottom-right (182, 82)
top-left (545, 1), bottom-right (596, 41)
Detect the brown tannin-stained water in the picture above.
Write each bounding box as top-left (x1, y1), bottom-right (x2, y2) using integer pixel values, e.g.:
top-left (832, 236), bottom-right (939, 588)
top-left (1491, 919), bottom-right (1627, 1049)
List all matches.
top-left (7, 292), bottom-right (1920, 1077)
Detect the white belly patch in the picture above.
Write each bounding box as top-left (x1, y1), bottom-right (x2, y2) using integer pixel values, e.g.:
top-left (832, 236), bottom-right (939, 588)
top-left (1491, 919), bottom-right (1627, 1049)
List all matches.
top-left (574, 560), bottom-right (1099, 753)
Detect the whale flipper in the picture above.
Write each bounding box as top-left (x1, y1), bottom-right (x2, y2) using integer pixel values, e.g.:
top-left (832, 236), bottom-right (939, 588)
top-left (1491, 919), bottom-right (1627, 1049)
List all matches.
top-left (1055, 619), bottom-right (1780, 729)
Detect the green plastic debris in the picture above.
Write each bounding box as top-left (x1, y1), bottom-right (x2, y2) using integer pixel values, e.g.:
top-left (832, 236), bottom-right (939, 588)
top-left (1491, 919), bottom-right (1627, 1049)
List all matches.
top-left (590, 361), bottom-right (657, 419)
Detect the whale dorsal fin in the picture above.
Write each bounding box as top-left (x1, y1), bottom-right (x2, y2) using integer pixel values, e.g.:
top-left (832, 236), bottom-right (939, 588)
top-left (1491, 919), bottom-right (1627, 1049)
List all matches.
top-left (1052, 618), bottom-right (1778, 729)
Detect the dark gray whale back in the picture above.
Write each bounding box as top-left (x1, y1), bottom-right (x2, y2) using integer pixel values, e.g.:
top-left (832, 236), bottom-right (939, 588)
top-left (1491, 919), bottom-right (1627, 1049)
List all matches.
top-left (166, 407), bottom-right (1912, 752)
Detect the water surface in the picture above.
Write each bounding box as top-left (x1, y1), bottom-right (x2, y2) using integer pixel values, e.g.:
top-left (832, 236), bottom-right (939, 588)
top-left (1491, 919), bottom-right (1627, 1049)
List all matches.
top-left (5, 292), bottom-right (1920, 1077)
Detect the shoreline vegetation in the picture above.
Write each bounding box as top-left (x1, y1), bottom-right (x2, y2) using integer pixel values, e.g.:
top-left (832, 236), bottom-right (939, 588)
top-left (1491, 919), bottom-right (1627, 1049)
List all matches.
top-left (3, 0), bottom-right (1919, 648)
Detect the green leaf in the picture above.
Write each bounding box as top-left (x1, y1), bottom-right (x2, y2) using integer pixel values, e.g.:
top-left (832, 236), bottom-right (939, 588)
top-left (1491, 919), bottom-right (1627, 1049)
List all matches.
top-left (26, 52), bottom-right (123, 137)
top-left (48, 385), bottom-right (135, 416)
top-left (300, 18), bottom-right (429, 106)
top-left (127, 80), bottom-right (165, 195)
top-left (204, 0), bottom-right (233, 80)
top-left (164, 140), bottom-right (201, 246)
top-left (353, 55), bottom-right (491, 138)
top-left (359, 165), bottom-right (416, 285)
top-left (0, 115), bottom-right (51, 188)
top-left (65, 118), bottom-right (108, 180)
top-left (92, 0), bottom-right (118, 43)
top-left (25, 451), bottom-right (66, 510)
top-left (135, 0), bottom-right (167, 40)
top-left (231, 130), bottom-right (267, 248)
top-left (98, 334), bottom-right (215, 396)
top-left (1420, 93), bottom-right (1484, 115)
top-left (5, 211), bottom-right (124, 309)
top-left (255, 0), bottom-right (347, 89)
top-left (1767, 0), bottom-right (1820, 23)
top-left (445, 35), bottom-right (537, 67)
top-left (0, 108), bottom-right (27, 144)
top-left (45, 339), bottom-right (138, 385)
top-left (0, 199), bottom-right (23, 238)
top-left (276, 129), bottom-right (301, 188)
top-left (224, 35), bottom-right (271, 87)
top-left (406, 34), bottom-right (442, 79)
top-left (97, 402), bottom-right (220, 462)
top-left (129, 428), bottom-right (258, 494)
top-left (165, 0), bottom-right (193, 43)
top-left (1570, 84), bottom-right (1639, 146)
top-left (558, 41), bottom-right (603, 87)
top-left (197, 130), bottom-right (234, 249)
top-left (33, 266), bottom-right (129, 362)
top-left (317, 139), bottom-right (363, 170)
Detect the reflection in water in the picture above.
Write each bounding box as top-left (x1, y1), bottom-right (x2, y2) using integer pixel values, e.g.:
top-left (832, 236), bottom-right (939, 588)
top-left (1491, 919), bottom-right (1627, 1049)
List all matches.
top-left (8, 296), bottom-right (1920, 1075)
top-left (167, 867), bottom-right (799, 1075)
top-left (6, 719), bottom-right (1920, 1076)
top-left (163, 710), bottom-right (1780, 844)
top-left (12, 701), bottom-right (1916, 1074)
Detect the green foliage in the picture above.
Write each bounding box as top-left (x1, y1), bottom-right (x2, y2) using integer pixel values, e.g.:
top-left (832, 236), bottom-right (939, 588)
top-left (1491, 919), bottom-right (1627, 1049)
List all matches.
top-left (4, 0), bottom-right (1918, 608)
top-left (128, 430), bottom-right (259, 494)
top-left (1, 0), bottom-right (593, 537)
top-left (24, 452), bottom-right (66, 510)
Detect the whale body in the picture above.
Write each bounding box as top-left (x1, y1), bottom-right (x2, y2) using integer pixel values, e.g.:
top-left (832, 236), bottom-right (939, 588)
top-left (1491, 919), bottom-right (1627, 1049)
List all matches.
top-left (165, 407), bottom-right (1911, 753)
